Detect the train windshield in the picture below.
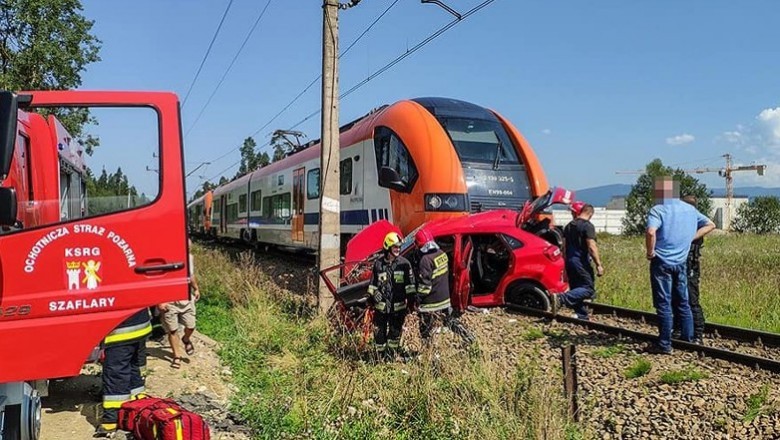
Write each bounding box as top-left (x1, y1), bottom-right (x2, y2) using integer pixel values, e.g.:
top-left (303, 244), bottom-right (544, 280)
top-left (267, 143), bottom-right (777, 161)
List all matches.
top-left (438, 118), bottom-right (521, 168)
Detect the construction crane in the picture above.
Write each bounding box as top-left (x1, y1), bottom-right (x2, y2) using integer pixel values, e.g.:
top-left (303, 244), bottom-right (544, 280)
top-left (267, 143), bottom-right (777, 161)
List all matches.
top-left (616, 154), bottom-right (767, 229)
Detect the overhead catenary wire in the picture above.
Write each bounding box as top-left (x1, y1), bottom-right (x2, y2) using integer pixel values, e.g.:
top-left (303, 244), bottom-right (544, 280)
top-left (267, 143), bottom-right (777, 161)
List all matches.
top-left (184, 0), bottom-right (274, 139)
top-left (204, 0), bottom-right (499, 182)
top-left (198, 0), bottom-right (401, 169)
top-left (181, 0), bottom-right (235, 107)
top-left (272, 0), bottom-right (499, 145)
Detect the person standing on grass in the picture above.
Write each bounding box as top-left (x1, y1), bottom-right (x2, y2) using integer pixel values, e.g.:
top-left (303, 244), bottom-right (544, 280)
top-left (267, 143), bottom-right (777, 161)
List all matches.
top-left (671, 195), bottom-right (709, 344)
top-left (645, 177), bottom-right (715, 354)
top-left (367, 232), bottom-right (416, 357)
top-left (158, 240), bottom-right (201, 368)
top-left (553, 202), bottom-right (604, 320)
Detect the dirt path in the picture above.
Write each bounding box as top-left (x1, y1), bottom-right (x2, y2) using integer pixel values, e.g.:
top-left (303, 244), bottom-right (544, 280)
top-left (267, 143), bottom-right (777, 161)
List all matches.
top-left (40, 332), bottom-right (251, 439)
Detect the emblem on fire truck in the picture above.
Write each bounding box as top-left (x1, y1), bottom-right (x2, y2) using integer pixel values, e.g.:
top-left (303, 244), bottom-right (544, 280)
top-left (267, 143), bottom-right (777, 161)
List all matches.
top-left (65, 259), bottom-right (102, 290)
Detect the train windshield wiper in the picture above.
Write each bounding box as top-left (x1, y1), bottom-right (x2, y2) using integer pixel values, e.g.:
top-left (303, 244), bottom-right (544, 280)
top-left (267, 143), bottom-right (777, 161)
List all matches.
top-left (492, 135), bottom-right (503, 170)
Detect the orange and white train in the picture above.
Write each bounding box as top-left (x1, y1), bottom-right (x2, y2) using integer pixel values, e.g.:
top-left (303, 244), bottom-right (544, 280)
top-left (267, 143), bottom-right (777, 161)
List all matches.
top-left (188, 97), bottom-right (550, 251)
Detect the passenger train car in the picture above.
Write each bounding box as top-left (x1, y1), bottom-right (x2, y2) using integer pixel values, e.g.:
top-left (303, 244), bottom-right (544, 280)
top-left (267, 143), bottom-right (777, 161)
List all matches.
top-left (188, 97), bottom-right (550, 252)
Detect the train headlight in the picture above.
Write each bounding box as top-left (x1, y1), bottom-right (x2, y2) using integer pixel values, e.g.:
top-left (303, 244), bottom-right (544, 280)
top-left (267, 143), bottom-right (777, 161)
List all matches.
top-left (425, 193), bottom-right (466, 212)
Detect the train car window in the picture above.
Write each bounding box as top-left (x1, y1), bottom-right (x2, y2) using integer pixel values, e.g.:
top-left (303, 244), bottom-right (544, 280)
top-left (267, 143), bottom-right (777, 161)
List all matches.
top-left (251, 189), bottom-right (262, 211)
top-left (226, 203), bottom-right (239, 223)
top-left (340, 159), bottom-right (352, 195)
top-left (263, 193), bottom-right (292, 224)
top-left (373, 126), bottom-right (419, 190)
top-left (278, 175), bottom-right (284, 186)
top-left (437, 118), bottom-right (521, 166)
top-left (239, 194), bottom-right (247, 213)
top-left (307, 168), bottom-right (320, 199)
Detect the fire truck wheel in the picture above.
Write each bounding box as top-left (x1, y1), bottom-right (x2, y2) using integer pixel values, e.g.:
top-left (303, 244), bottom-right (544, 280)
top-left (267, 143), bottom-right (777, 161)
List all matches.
top-left (505, 282), bottom-right (550, 311)
top-left (1, 404), bottom-right (21, 440)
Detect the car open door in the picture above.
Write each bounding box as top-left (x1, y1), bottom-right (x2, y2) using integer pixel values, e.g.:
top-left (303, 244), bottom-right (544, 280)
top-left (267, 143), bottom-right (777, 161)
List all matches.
top-left (451, 236), bottom-right (473, 311)
top-left (0, 91), bottom-right (188, 383)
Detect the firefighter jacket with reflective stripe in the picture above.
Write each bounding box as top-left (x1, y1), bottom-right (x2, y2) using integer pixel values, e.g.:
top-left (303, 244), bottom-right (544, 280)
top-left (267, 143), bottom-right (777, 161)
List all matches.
top-left (417, 249), bottom-right (451, 312)
top-left (105, 309), bottom-right (152, 346)
top-left (367, 256), bottom-right (415, 314)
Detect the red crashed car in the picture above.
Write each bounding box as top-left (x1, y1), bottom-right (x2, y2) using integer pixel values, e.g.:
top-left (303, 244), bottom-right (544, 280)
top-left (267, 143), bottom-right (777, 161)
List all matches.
top-left (320, 188), bottom-right (575, 316)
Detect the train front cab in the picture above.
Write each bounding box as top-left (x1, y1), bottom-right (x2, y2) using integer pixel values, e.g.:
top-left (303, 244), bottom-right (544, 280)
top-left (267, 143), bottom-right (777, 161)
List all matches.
top-left (370, 97), bottom-right (549, 236)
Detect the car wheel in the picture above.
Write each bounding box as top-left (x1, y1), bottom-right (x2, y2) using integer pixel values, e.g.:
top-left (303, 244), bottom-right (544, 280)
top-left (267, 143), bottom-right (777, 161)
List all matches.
top-left (506, 282), bottom-right (551, 311)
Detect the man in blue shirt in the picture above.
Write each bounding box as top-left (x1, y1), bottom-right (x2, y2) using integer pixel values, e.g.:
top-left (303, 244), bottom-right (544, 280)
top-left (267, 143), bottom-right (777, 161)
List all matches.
top-left (645, 177), bottom-right (715, 354)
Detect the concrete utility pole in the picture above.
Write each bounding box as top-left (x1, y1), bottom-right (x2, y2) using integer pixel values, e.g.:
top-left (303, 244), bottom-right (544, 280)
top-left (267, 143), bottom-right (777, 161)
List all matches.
top-left (319, 0), bottom-right (360, 315)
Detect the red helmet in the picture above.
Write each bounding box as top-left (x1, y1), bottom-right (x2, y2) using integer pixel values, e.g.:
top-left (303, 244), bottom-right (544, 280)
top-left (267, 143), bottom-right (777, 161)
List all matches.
top-left (570, 201), bottom-right (586, 216)
top-left (414, 228), bottom-right (434, 248)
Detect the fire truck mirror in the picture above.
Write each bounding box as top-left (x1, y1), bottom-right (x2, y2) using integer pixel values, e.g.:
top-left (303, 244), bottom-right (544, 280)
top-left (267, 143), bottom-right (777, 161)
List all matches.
top-left (0, 186), bottom-right (17, 225)
top-left (0, 91), bottom-right (20, 181)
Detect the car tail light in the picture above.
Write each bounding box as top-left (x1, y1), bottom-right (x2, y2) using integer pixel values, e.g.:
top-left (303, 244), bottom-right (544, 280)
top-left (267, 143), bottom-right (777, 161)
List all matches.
top-left (543, 245), bottom-right (561, 262)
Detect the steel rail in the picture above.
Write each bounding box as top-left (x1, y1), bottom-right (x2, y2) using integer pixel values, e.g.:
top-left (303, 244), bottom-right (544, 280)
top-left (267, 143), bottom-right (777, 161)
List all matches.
top-left (510, 305), bottom-right (780, 374)
top-left (587, 302), bottom-right (780, 347)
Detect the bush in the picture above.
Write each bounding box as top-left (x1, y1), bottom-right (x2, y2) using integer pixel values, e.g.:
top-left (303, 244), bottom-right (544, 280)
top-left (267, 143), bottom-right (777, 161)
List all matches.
top-left (732, 196), bottom-right (780, 234)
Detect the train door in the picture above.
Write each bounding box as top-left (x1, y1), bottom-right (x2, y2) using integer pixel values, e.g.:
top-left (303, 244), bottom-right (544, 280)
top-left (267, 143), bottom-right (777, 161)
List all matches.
top-left (292, 167), bottom-right (305, 242)
top-left (220, 195), bottom-right (227, 234)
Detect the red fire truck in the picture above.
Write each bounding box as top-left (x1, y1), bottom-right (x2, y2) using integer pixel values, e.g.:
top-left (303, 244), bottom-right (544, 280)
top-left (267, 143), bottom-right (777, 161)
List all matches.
top-left (0, 91), bottom-right (189, 440)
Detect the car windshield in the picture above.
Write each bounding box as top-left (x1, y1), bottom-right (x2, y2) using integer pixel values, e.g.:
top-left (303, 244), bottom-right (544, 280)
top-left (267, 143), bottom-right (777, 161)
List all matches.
top-left (437, 117), bottom-right (521, 166)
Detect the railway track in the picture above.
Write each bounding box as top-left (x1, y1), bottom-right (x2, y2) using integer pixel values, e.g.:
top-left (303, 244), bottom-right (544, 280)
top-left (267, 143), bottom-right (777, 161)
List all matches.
top-left (512, 305), bottom-right (780, 374)
top-left (588, 302), bottom-right (780, 347)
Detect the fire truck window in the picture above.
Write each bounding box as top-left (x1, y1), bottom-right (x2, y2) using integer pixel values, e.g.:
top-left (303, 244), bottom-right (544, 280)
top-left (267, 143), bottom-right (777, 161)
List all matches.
top-left (1, 106), bottom-right (160, 233)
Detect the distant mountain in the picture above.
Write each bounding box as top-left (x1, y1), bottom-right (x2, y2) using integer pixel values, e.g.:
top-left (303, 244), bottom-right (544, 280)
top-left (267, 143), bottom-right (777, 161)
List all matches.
top-left (571, 185), bottom-right (780, 207)
top-left (572, 184), bottom-right (632, 207)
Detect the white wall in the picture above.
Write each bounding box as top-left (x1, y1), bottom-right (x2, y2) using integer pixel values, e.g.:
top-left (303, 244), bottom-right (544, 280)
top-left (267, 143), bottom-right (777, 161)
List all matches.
top-left (553, 208), bottom-right (626, 235)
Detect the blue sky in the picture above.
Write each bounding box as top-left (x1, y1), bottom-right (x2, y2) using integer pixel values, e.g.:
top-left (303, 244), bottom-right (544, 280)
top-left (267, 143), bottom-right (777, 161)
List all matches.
top-left (77, 0), bottom-right (780, 198)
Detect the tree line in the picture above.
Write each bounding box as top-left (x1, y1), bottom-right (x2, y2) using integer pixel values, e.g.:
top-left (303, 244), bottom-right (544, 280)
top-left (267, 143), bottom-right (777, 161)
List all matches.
top-left (622, 159), bottom-right (779, 235)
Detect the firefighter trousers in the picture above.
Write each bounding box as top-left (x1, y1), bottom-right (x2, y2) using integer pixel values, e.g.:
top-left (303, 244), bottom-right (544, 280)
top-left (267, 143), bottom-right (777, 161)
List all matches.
top-left (373, 311), bottom-right (405, 351)
top-left (101, 339), bottom-right (147, 431)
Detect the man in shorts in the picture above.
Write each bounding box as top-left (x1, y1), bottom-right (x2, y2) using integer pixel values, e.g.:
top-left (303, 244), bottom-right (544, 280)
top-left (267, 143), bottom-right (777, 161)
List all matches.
top-left (158, 241), bottom-right (200, 368)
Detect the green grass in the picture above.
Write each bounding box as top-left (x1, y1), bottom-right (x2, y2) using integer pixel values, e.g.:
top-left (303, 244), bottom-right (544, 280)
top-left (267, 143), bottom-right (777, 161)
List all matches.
top-left (592, 344), bottom-right (626, 358)
top-left (523, 327), bottom-right (545, 341)
top-left (193, 245), bottom-right (576, 440)
top-left (597, 234), bottom-right (780, 333)
top-left (743, 384), bottom-right (771, 422)
top-left (659, 367), bottom-right (709, 384)
top-left (624, 357), bottom-right (652, 379)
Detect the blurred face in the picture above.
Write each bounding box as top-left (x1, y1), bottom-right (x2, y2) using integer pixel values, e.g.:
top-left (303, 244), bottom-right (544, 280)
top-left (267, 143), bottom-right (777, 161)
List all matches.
top-left (390, 245), bottom-right (401, 257)
top-left (654, 177), bottom-right (680, 203)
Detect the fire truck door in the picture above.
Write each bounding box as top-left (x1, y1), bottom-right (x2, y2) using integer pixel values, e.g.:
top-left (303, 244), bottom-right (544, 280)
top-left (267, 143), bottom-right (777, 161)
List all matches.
top-left (0, 91), bottom-right (189, 383)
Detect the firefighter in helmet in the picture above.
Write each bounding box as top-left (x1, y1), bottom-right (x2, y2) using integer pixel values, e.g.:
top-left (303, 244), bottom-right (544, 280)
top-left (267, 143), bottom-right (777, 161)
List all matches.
top-left (95, 309), bottom-right (152, 437)
top-left (414, 228), bottom-right (475, 346)
top-left (367, 231), bottom-right (416, 355)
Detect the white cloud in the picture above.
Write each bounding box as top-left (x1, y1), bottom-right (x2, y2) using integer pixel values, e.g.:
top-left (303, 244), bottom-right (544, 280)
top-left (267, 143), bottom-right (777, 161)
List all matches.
top-left (665, 133), bottom-right (695, 146)
top-left (542, 128), bottom-right (552, 135)
top-left (722, 130), bottom-right (743, 144)
top-left (756, 107), bottom-right (780, 146)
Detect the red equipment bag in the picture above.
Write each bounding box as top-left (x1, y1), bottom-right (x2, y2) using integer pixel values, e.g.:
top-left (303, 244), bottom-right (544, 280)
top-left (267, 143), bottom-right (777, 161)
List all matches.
top-left (118, 396), bottom-right (211, 440)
